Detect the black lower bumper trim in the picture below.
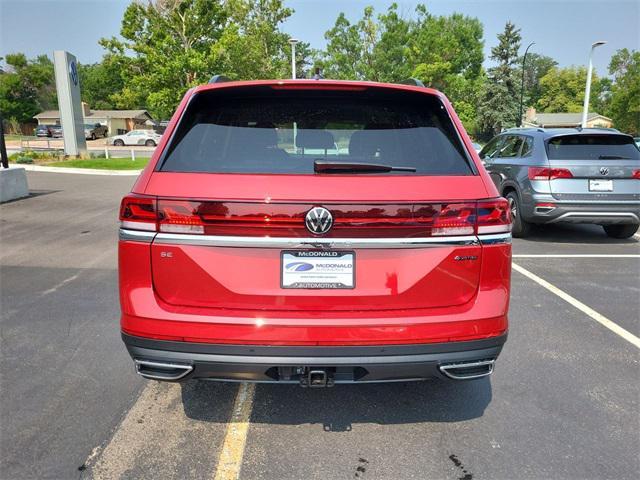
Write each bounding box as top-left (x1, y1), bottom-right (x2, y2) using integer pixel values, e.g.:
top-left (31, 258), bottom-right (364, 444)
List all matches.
top-left (122, 332), bottom-right (507, 383)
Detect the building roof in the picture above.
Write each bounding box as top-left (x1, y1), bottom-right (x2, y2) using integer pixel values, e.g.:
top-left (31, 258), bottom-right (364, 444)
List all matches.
top-left (530, 112), bottom-right (611, 126)
top-left (34, 109), bottom-right (152, 120)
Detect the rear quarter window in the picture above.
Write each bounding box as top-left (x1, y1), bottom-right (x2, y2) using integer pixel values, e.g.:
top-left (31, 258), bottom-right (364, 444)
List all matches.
top-left (159, 85), bottom-right (474, 175)
top-left (546, 134), bottom-right (640, 160)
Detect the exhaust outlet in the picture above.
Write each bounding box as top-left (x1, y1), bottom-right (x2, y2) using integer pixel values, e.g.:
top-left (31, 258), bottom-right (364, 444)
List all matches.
top-left (134, 359), bottom-right (193, 381)
top-left (439, 359), bottom-right (495, 380)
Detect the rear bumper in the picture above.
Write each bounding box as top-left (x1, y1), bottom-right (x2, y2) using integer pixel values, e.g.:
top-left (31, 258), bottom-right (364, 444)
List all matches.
top-left (122, 332), bottom-right (507, 384)
top-left (528, 199), bottom-right (640, 225)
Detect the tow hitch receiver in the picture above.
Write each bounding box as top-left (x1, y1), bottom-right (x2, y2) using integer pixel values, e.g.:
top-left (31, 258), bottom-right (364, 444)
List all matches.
top-left (300, 368), bottom-right (335, 388)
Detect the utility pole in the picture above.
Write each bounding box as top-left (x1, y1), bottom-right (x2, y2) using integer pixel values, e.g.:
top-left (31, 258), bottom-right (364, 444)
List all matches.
top-left (519, 42), bottom-right (535, 127)
top-left (581, 41), bottom-right (607, 128)
top-left (0, 111), bottom-right (8, 169)
top-left (288, 38), bottom-right (299, 80)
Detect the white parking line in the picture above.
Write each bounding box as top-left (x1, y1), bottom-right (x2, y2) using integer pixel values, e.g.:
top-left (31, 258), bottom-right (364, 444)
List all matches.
top-left (513, 254), bottom-right (640, 258)
top-left (213, 383), bottom-right (256, 480)
top-left (512, 263), bottom-right (640, 349)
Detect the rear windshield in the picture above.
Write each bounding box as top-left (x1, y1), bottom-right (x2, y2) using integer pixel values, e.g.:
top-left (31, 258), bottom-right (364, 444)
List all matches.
top-left (159, 86), bottom-right (473, 175)
top-left (547, 134), bottom-right (640, 160)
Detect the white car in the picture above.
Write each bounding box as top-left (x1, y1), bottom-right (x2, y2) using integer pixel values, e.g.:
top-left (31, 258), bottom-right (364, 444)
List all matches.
top-left (111, 130), bottom-right (161, 147)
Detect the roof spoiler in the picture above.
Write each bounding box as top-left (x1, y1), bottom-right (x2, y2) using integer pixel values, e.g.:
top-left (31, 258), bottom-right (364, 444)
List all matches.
top-left (399, 78), bottom-right (425, 87)
top-left (208, 74), bottom-right (231, 84)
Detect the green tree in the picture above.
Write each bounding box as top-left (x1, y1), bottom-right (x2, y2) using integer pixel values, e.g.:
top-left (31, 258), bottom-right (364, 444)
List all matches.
top-left (101, 0), bottom-right (301, 119)
top-left (78, 54), bottom-right (127, 110)
top-left (320, 4), bottom-right (485, 132)
top-left (213, 0), bottom-right (308, 80)
top-left (477, 21), bottom-right (522, 138)
top-left (100, 0), bottom-right (230, 119)
top-left (321, 6), bottom-right (383, 81)
top-left (0, 53), bottom-right (56, 124)
top-left (607, 48), bottom-right (640, 134)
top-left (535, 66), bottom-right (607, 114)
top-left (408, 6), bottom-right (484, 131)
top-left (519, 53), bottom-right (557, 107)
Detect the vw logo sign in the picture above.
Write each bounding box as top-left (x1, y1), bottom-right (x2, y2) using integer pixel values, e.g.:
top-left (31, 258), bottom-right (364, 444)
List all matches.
top-left (305, 207), bottom-right (333, 235)
top-left (599, 167), bottom-right (609, 176)
top-left (69, 61), bottom-right (78, 86)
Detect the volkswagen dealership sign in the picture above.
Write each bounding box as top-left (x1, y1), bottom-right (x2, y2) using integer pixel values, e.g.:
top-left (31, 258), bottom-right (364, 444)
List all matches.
top-left (53, 51), bottom-right (86, 156)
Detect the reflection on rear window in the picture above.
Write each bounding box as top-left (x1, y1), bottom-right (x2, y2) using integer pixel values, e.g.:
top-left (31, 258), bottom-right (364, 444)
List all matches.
top-left (159, 86), bottom-right (473, 175)
top-left (547, 134), bottom-right (640, 160)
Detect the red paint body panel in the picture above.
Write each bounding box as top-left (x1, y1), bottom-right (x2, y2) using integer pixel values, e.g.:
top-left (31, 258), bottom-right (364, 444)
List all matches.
top-left (144, 174), bottom-right (489, 203)
top-left (120, 79), bottom-right (510, 348)
top-left (118, 240), bottom-right (509, 345)
top-left (150, 244), bottom-right (482, 310)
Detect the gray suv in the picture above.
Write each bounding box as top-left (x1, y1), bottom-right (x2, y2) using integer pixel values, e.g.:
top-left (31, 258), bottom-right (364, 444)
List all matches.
top-left (480, 128), bottom-right (640, 238)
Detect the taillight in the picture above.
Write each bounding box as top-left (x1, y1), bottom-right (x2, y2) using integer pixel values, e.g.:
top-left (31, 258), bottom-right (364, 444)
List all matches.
top-left (432, 203), bottom-right (476, 236)
top-left (119, 194), bottom-right (157, 231)
top-left (528, 167), bottom-right (573, 180)
top-left (158, 200), bottom-right (205, 234)
top-left (632, 169), bottom-right (640, 179)
top-left (477, 198), bottom-right (512, 234)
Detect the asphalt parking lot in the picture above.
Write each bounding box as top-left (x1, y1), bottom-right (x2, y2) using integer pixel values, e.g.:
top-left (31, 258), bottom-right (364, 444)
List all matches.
top-left (1, 172), bottom-right (639, 480)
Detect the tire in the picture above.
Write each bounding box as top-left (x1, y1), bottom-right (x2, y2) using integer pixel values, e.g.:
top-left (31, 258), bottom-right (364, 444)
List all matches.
top-left (603, 224), bottom-right (639, 239)
top-left (90, 133), bottom-right (96, 140)
top-left (113, 139), bottom-right (125, 146)
top-left (145, 139), bottom-right (156, 147)
top-left (506, 191), bottom-right (532, 238)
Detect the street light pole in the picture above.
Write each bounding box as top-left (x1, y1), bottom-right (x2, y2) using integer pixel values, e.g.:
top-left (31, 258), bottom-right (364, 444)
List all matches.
top-left (581, 40), bottom-right (607, 128)
top-left (288, 38), bottom-right (299, 80)
top-left (519, 42), bottom-right (535, 127)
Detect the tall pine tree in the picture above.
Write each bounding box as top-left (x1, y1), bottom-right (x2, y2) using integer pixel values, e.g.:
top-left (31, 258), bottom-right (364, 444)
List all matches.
top-left (477, 21), bottom-right (522, 138)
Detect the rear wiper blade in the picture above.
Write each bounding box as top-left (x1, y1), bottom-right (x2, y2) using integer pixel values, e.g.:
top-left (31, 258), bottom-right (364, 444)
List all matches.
top-left (598, 155), bottom-right (631, 159)
top-left (314, 160), bottom-right (416, 173)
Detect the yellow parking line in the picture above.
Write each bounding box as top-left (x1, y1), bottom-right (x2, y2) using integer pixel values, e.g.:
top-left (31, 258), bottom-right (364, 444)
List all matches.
top-left (512, 263), bottom-right (640, 349)
top-left (214, 383), bottom-right (256, 480)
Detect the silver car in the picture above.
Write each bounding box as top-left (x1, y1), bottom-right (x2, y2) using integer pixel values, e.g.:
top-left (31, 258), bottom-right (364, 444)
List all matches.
top-left (480, 128), bottom-right (640, 238)
top-left (111, 129), bottom-right (161, 147)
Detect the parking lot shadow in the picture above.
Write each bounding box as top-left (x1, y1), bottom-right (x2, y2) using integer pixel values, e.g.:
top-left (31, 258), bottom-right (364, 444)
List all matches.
top-left (181, 378), bottom-right (492, 429)
top-left (522, 223), bottom-right (639, 244)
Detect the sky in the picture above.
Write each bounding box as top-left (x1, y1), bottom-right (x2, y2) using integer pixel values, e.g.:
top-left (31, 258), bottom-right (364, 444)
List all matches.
top-left (1, 0), bottom-right (639, 76)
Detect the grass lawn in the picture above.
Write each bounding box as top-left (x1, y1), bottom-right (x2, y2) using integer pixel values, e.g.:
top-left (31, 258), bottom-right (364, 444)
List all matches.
top-left (44, 157), bottom-right (150, 170)
top-left (4, 134), bottom-right (24, 141)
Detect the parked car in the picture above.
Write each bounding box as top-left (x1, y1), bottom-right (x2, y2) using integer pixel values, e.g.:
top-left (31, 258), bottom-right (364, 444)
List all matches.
top-left (118, 78), bottom-right (512, 386)
top-left (480, 128), bottom-right (640, 238)
top-left (634, 137), bottom-right (640, 149)
top-left (472, 142), bottom-right (482, 153)
top-left (50, 125), bottom-right (63, 138)
top-left (84, 123), bottom-right (109, 140)
top-left (111, 129), bottom-right (161, 147)
top-left (35, 125), bottom-right (54, 137)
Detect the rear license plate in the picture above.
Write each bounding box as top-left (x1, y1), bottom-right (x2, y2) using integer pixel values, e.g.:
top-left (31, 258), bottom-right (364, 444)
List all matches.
top-left (281, 251), bottom-right (355, 289)
top-left (589, 179), bottom-right (613, 192)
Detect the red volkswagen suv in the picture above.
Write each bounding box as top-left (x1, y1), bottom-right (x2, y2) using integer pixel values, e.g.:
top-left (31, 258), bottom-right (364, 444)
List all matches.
top-left (119, 78), bottom-right (511, 386)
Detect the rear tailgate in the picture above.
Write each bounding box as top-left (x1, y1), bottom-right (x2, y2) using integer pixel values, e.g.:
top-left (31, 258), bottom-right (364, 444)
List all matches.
top-left (123, 82), bottom-right (509, 315)
top-left (545, 133), bottom-right (640, 201)
top-left (144, 176), bottom-right (492, 312)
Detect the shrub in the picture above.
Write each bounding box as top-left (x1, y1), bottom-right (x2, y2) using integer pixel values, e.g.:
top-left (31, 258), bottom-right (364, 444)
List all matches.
top-left (16, 156), bottom-right (34, 164)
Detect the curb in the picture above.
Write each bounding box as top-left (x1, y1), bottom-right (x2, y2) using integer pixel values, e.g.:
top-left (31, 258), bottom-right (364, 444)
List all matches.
top-left (16, 164), bottom-right (142, 176)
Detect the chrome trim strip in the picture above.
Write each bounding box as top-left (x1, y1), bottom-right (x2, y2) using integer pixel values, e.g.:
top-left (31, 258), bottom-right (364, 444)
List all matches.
top-left (439, 359), bottom-right (495, 380)
top-left (478, 232), bottom-right (512, 245)
top-left (134, 359), bottom-right (193, 381)
top-left (548, 212), bottom-right (640, 224)
top-left (119, 228), bottom-right (156, 242)
top-left (152, 233), bottom-right (480, 249)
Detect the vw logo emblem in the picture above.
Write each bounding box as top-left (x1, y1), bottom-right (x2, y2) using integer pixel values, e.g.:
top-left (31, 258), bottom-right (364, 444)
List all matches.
top-left (69, 61), bottom-right (78, 86)
top-left (305, 207), bottom-right (333, 235)
top-left (599, 167), bottom-right (609, 176)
